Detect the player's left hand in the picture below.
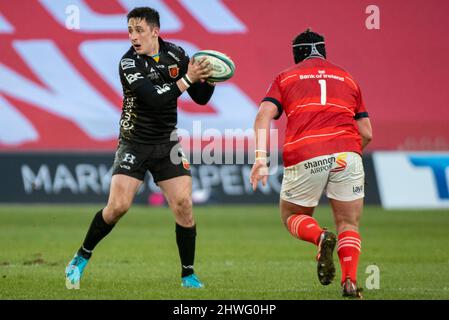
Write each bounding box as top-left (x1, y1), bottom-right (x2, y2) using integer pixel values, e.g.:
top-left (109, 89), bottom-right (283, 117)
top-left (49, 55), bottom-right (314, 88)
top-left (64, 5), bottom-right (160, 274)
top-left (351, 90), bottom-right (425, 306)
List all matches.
top-left (250, 159), bottom-right (269, 191)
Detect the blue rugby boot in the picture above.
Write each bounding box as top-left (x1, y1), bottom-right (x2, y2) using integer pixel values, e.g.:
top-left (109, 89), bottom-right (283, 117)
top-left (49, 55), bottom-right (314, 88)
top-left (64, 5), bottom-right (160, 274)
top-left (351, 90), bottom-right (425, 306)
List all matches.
top-left (181, 274), bottom-right (204, 288)
top-left (65, 254), bottom-right (89, 289)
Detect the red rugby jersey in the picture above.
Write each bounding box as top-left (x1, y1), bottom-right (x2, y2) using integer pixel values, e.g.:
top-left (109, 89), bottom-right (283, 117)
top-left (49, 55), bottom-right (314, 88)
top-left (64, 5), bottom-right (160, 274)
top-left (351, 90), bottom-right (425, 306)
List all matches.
top-left (263, 57), bottom-right (368, 167)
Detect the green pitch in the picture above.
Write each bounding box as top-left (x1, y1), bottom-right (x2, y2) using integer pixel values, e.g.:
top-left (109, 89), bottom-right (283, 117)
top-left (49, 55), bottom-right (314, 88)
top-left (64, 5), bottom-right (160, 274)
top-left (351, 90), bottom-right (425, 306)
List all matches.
top-left (0, 205), bottom-right (448, 300)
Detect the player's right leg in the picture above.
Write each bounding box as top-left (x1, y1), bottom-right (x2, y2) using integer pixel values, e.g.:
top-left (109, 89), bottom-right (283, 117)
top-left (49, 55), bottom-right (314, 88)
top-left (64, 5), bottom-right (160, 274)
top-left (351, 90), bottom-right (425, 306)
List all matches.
top-left (280, 200), bottom-right (337, 286)
top-left (279, 156), bottom-right (337, 286)
top-left (65, 173), bottom-right (142, 289)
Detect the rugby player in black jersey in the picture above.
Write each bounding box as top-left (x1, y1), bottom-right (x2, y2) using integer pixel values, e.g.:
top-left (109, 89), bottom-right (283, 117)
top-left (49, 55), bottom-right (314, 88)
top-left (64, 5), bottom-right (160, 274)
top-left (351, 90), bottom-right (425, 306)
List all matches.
top-left (65, 7), bottom-right (214, 289)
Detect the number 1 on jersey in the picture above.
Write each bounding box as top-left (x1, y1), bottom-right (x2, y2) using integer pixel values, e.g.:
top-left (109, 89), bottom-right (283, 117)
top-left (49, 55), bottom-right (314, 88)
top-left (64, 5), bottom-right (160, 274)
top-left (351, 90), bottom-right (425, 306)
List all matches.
top-left (318, 79), bottom-right (327, 105)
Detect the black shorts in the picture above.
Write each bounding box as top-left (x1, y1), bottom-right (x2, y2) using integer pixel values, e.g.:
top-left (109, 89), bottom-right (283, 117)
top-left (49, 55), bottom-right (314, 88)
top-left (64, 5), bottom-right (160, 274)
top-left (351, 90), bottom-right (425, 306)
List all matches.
top-left (112, 139), bottom-right (191, 183)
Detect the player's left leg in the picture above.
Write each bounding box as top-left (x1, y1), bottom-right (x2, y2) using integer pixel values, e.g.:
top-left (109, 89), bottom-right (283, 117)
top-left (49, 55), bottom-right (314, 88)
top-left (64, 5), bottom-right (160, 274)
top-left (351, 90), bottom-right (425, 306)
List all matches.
top-left (327, 152), bottom-right (365, 298)
top-left (158, 175), bottom-right (203, 288)
top-left (280, 199), bottom-right (318, 242)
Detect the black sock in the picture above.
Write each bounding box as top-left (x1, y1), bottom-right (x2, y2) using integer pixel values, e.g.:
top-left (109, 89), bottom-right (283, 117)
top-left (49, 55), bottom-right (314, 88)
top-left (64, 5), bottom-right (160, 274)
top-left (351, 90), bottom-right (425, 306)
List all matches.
top-left (77, 209), bottom-right (115, 259)
top-left (176, 223), bottom-right (197, 277)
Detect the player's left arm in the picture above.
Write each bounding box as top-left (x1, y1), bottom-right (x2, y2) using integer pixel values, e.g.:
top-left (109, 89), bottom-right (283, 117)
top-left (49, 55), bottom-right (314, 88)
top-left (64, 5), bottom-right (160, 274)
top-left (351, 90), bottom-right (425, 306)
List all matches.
top-left (187, 80), bottom-right (215, 105)
top-left (178, 47), bottom-right (215, 105)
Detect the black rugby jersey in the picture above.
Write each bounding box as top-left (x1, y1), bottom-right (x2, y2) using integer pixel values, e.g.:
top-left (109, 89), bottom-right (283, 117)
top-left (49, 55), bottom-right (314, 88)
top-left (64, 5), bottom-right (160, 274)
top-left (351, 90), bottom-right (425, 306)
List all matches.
top-left (118, 37), bottom-right (214, 144)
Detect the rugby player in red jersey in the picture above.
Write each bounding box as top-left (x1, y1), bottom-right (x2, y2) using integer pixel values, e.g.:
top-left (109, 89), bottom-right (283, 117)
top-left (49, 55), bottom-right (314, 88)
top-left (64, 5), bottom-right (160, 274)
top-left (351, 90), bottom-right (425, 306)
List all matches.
top-left (250, 29), bottom-right (372, 298)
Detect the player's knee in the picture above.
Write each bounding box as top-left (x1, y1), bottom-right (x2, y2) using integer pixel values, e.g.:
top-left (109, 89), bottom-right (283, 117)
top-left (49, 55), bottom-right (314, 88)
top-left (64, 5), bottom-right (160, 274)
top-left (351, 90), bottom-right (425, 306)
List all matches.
top-left (172, 195), bottom-right (192, 213)
top-left (105, 201), bottom-right (131, 223)
top-left (171, 196), bottom-right (194, 226)
top-left (114, 200), bottom-right (132, 214)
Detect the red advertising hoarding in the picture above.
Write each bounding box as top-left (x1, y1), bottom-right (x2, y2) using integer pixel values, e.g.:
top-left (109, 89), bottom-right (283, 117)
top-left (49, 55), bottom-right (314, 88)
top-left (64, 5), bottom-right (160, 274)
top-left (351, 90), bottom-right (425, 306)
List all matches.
top-left (1, 0), bottom-right (448, 151)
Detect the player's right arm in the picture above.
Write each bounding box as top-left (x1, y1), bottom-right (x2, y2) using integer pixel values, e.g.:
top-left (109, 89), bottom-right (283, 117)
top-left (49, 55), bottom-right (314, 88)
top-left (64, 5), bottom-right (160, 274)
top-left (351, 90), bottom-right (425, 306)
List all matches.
top-left (120, 56), bottom-right (181, 107)
top-left (250, 75), bottom-right (282, 191)
top-left (250, 102), bottom-right (279, 190)
top-left (119, 56), bottom-right (210, 107)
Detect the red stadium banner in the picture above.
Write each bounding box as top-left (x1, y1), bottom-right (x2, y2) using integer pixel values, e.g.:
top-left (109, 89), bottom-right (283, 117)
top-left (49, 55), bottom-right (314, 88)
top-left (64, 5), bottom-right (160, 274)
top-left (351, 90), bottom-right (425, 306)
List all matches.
top-left (1, 0), bottom-right (448, 151)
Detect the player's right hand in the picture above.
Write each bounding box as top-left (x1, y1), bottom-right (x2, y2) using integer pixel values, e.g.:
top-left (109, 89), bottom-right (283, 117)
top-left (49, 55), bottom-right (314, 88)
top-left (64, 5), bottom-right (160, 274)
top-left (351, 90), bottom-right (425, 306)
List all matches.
top-left (187, 57), bottom-right (213, 83)
top-left (250, 159), bottom-right (269, 191)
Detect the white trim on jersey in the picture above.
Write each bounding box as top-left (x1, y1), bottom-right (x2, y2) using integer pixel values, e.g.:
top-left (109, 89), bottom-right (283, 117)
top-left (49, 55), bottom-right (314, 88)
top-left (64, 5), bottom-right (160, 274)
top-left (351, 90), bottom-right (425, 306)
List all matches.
top-left (283, 130), bottom-right (347, 147)
top-left (287, 102), bottom-right (355, 118)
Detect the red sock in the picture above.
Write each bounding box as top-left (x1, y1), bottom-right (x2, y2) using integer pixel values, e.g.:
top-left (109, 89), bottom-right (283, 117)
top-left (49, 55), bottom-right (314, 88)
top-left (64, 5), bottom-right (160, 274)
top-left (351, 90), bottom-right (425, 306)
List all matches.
top-left (287, 214), bottom-right (323, 245)
top-left (337, 230), bottom-right (361, 284)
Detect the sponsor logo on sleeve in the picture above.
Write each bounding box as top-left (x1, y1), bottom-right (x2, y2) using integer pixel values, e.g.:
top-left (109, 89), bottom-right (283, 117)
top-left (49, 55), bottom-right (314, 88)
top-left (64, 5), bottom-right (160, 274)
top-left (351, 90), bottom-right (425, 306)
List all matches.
top-left (167, 51), bottom-right (181, 62)
top-left (120, 58), bottom-right (136, 70)
top-left (125, 72), bottom-right (143, 84)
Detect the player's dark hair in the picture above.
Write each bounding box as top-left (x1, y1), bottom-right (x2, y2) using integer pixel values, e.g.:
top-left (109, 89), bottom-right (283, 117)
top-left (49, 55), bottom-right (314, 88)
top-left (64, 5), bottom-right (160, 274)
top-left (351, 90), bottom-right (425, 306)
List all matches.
top-left (127, 7), bottom-right (160, 28)
top-left (292, 28), bottom-right (326, 64)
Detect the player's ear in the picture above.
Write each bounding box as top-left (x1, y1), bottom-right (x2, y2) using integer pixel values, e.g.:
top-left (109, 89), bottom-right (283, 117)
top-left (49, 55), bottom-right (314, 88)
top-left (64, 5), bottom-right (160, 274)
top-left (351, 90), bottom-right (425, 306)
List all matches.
top-left (151, 26), bottom-right (160, 37)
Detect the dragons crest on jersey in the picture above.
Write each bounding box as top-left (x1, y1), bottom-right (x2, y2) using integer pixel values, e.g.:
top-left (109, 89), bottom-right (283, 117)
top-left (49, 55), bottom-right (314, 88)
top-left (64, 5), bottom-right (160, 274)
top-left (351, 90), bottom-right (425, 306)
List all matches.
top-left (168, 64), bottom-right (179, 78)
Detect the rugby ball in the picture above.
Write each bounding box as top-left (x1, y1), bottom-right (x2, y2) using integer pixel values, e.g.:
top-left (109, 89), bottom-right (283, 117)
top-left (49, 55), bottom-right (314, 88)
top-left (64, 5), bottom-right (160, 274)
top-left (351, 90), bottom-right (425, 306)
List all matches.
top-left (192, 50), bottom-right (235, 82)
